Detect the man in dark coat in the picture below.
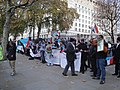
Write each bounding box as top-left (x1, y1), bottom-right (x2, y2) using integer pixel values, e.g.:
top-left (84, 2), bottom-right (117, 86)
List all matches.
top-left (112, 37), bottom-right (120, 78)
top-left (7, 39), bottom-right (16, 76)
top-left (62, 38), bottom-right (78, 76)
top-left (77, 39), bottom-right (88, 74)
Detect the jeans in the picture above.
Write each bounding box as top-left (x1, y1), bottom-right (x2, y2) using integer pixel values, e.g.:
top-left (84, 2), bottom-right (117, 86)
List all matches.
top-left (96, 58), bottom-right (106, 81)
top-left (47, 53), bottom-right (53, 65)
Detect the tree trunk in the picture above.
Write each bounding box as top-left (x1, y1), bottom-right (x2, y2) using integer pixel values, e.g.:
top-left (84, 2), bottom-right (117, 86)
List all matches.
top-left (111, 21), bottom-right (115, 43)
top-left (29, 26), bottom-right (32, 37)
top-left (33, 26), bottom-right (35, 40)
top-left (37, 24), bottom-right (41, 39)
top-left (2, 13), bottom-right (11, 59)
top-left (111, 30), bottom-right (114, 43)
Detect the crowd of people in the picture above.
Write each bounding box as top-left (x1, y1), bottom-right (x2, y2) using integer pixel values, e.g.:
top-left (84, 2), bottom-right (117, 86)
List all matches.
top-left (6, 35), bottom-right (120, 85)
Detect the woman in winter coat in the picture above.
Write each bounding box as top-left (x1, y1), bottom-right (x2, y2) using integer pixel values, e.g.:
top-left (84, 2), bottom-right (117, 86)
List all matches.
top-left (7, 40), bottom-right (16, 76)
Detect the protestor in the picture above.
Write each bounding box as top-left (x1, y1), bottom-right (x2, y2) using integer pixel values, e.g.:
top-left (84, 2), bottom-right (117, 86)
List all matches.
top-left (60, 41), bottom-right (65, 53)
top-left (46, 42), bottom-right (53, 66)
top-left (62, 38), bottom-right (78, 76)
top-left (25, 37), bottom-right (32, 56)
top-left (112, 37), bottom-right (120, 78)
top-left (40, 40), bottom-right (46, 63)
top-left (7, 39), bottom-right (16, 76)
top-left (77, 39), bottom-right (88, 74)
top-left (89, 38), bottom-right (97, 78)
top-left (93, 35), bottom-right (108, 84)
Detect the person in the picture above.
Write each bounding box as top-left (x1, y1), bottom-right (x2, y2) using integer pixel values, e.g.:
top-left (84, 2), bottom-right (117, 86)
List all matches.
top-left (46, 42), bottom-right (53, 66)
top-left (60, 41), bottom-right (65, 53)
top-left (90, 39), bottom-right (97, 78)
top-left (40, 40), bottom-right (46, 63)
top-left (112, 37), bottom-right (120, 78)
top-left (77, 39), bottom-right (88, 74)
top-left (62, 38), bottom-right (78, 76)
top-left (7, 39), bottom-right (16, 76)
top-left (93, 35), bottom-right (108, 84)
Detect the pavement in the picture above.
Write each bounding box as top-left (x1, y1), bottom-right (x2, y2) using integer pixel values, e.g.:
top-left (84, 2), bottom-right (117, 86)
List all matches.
top-left (0, 53), bottom-right (120, 90)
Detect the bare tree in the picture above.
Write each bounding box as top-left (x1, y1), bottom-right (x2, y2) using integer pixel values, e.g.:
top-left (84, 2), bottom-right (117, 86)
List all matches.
top-left (94, 0), bottom-right (120, 43)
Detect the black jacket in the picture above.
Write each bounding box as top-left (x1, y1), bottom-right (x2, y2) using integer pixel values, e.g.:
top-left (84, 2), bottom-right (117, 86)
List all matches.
top-left (114, 44), bottom-right (120, 60)
top-left (7, 42), bottom-right (16, 60)
top-left (66, 42), bottom-right (76, 62)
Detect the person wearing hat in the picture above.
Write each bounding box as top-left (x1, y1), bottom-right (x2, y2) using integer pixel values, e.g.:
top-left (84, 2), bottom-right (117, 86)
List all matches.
top-left (112, 37), bottom-right (120, 78)
top-left (62, 38), bottom-right (78, 76)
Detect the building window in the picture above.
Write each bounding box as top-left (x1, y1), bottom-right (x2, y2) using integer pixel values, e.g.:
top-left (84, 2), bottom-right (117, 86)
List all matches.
top-left (79, 28), bottom-right (81, 32)
top-left (88, 30), bottom-right (90, 33)
top-left (88, 21), bottom-right (90, 24)
top-left (82, 10), bottom-right (84, 13)
top-left (82, 24), bottom-right (84, 27)
top-left (79, 5), bottom-right (80, 8)
top-left (75, 28), bottom-right (77, 31)
top-left (82, 6), bottom-right (84, 9)
top-left (85, 25), bottom-right (87, 28)
top-left (88, 17), bottom-right (90, 20)
top-left (75, 23), bottom-right (77, 26)
top-left (85, 29), bottom-right (87, 33)
top-left (79, 24), bottom-right (81, 27)
top-left (82, 29), bottom-right (84, 32)
top-left (82, 15), bottom-right (84, 18)
top-left (75, 4), bottom-right (77, 7)
top-left (82, 20), bottom-right (84, 23)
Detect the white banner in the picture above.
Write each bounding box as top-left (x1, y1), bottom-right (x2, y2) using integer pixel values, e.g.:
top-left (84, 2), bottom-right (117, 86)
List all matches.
top-left (60, 52), bottom-right (81, 72)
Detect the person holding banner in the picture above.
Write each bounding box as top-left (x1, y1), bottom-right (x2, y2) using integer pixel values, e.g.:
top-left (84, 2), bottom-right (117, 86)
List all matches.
top-left (7, 39), bottom-right (16, 76)
top-left (62, 38), bottom-right (78, 76)
top-left (93, 35), bottom-right (108, 84)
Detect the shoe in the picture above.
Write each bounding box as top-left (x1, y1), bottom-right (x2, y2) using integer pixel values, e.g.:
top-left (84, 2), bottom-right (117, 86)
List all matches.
top-left (10, 72), bottom-right (15, 76)
top-left (90, 70), bottom-right (93, 72)
top-left (72, 74), bottom-right (78, 76)
top-left (62, 73), bottom-right (68, 76)
top-left (90, 75), bottom-right (94, 77)
top-left (92, 76), bottom-right (97, 79)
top-left (92, 77), bottom-right (100, 80)
top-left (112, 73), bottom-right (118, 75)
top-left (82, 72), bottom-right (84, 74)
top-left (100, 80), bottom-right (105, 84)
top-left (91, 75), bottom-right (96, 77)
top-left (117, 75), bottom-right (120, 78)
top-left (42, 61), bottom-right (47, 64)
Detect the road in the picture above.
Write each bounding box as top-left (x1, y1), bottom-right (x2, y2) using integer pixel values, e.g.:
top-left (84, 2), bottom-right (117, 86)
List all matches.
top-left (0, 53), bottom-right (120, 90)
